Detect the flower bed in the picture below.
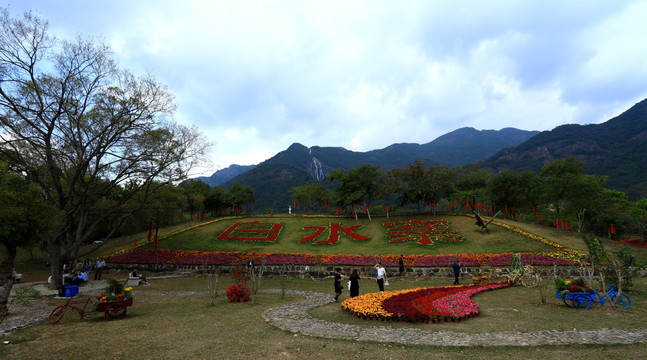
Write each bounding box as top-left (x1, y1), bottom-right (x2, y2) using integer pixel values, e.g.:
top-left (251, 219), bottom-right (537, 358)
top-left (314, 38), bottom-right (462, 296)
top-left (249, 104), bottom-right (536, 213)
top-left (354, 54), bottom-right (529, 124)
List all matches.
top-left (384, 219), bottom-right (463, 245)
top-left (341, 282), bottom-right (512, 322)
top-left (217, 220), bottom-right (283, 242)
top-left (298, 223), bottom-right (370, 244)
top-left (104, 215), bottom-right (583, 266)
top-left (105, 249), bottom-right (580, 267)
top-left (105, 249), bottom-right (178, 264)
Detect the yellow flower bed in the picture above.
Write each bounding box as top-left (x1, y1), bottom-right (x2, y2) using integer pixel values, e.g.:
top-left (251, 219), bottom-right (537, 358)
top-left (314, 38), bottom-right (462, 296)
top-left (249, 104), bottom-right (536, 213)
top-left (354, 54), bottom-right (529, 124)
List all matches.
top-left (341, 288), bottom-right (422, 318)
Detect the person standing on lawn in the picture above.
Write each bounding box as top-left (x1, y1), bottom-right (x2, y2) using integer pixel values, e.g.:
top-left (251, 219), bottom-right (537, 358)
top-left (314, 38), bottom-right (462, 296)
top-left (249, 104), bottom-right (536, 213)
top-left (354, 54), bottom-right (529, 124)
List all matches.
top-left (452, 259), bottom-right (461, 285)
top-left (94, 258), bottom-right (106, 280)
top-left (333, 268), bottom-right (343, 302)
top-left (349, 269), bottom-right (360, 298)
top-left (375, 262), bottom-right (387, 291)
top-left (398, 255), bottom-right (405, 276)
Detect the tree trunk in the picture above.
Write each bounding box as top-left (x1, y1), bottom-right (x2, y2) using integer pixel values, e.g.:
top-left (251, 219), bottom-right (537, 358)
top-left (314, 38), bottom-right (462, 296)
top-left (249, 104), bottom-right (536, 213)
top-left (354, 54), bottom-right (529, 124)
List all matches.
top-left (576, 208), bottom-right (585, 233)
top-left (48, 239), bottom-right (64, 291)
top-left (0, 247), bottom-right (18, 315)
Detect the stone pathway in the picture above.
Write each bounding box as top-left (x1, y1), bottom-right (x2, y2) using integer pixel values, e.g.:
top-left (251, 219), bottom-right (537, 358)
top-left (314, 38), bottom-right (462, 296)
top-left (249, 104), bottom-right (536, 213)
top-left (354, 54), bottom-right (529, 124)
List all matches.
top-left (3, 284), bottom-right (646, 347)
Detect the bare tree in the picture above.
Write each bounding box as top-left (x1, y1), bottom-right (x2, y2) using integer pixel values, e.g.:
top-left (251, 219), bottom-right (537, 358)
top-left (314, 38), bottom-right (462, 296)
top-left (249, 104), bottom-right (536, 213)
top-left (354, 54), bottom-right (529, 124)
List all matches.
top-left (0, 9), bottom-right (209, 289)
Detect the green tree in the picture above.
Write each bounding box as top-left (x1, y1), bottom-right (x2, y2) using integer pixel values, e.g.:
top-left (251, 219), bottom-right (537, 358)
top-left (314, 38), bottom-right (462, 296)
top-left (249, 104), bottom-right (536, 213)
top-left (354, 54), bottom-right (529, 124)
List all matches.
top-left (204, 186), bottom-right (227, 215)
top-left (564, 174), bottom-right (607, 233)
top-left (453, 164), bottom-right (491, 212)
top-left (119, 183), bottom-right (187, 234)
top-left (328, 165), bottom-right (382, 221)
top-left (180, 180), bottom-right (211, 214)
top-left (395, 160), bottom-right (431, 213)
top-left (518, 171), bottom-right (545, 218)
top-left (376, 168), bottom-right (402, 217)
top-left (0, 162), bottom-right (58, 314)
top-left (290, 183), bottom-right (331, 213)
top-left (226, 183), bottom-right (255, 214)
top-left (0, 9), bottom-right (208, 289)
top-left (541, 157), bottom-right (586, 222)
top-left (487, 170), bottom-right (526, 212)
top-left (628, 199), bottom-right (647, 244)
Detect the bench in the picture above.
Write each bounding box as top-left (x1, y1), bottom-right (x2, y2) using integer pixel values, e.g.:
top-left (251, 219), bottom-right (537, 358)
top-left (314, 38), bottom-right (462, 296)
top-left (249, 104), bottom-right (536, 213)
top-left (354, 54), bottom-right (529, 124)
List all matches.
top-left (127, 277), bottom-right (140, 286)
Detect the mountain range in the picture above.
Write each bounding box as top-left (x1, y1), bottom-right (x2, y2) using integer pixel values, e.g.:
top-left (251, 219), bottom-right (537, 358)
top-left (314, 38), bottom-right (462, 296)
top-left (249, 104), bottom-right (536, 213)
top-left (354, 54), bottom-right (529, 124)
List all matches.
top-left (482, 98), bottom-right (647, 199)
top-left (201, 127), bottom-right (539, 211)
top-left (196, 98), bottom-right (647, 211)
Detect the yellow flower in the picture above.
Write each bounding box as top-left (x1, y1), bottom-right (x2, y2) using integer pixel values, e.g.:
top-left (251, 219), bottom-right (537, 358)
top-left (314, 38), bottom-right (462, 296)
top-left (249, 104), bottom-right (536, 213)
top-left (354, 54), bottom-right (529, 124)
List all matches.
top-left (124, 287), bottom-right (133, 292)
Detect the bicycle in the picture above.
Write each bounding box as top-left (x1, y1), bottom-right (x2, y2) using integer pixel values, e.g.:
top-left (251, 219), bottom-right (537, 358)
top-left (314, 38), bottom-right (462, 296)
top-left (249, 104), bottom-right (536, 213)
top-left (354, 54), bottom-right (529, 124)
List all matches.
top-left (48, 294), bottom-right (93, 324)
top-left (559, 283), bottom-right (631, 310)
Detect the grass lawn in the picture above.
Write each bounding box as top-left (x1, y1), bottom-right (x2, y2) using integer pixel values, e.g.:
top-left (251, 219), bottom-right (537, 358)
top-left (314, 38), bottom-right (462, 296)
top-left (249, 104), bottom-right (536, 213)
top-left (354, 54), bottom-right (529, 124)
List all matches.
top-left (122, 214), bottom-right (568, 256)
top-left (2, 276), bottom-right (646, 360)
top-left (5, 214), bottom-right (647, 359)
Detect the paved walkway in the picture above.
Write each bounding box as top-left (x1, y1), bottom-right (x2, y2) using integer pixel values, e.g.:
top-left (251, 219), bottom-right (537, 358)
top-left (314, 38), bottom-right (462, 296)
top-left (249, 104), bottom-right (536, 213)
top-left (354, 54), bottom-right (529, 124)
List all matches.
top-left (4, 284), bottom-right (646, 346)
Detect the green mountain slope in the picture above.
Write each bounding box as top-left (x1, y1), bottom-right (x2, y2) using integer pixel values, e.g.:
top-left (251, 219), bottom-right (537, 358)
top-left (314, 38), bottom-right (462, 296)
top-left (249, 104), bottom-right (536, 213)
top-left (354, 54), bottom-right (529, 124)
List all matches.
top-left (482, 98), bottom-right (647, 199)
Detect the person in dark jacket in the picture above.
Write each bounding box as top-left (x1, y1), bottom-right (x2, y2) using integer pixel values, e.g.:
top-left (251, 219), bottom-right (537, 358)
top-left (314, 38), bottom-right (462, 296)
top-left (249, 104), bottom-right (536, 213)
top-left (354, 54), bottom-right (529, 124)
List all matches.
top-left (333, 268), bottom-right (343, 302)
top-left (452, 260), bottom-right (461, 285)
top-left (349, 269), bottom-right (360, 297)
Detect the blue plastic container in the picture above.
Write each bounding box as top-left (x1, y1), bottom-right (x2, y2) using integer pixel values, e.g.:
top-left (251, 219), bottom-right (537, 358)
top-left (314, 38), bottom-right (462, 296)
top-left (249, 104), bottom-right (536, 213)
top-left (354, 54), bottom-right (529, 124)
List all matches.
top-left (65, 285), bottom-right (79, 297)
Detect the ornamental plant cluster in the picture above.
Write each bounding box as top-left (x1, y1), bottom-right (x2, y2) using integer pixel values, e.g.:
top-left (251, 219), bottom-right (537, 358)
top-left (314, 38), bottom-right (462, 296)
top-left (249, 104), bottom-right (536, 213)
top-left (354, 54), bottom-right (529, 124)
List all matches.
top-left (225, 283), bottom-right (250, 303)
top-left (226, 270), bottom-right (251, 302)
top-left (94, 278), bottom-right (133, 309)
top-left (341, 282), bottom-right (511, 323)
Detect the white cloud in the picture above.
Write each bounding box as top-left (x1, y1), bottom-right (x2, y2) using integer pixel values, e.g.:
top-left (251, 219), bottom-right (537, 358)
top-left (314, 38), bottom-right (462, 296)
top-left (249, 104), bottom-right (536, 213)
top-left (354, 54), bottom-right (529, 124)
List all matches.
top-left (5, 0), bottom-right (647, 176)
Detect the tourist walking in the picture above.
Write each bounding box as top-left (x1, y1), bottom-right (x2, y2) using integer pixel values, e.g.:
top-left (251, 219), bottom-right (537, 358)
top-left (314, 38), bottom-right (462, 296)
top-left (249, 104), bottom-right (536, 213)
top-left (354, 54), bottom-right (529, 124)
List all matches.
top-left (94, 258), bottom-right (106, 280)
top-left (349, 269), bottom-right (360, 297)
top-left (375, 262), bottom-right (387, 291)
top-left (333, 268), bottom-right (343, 302)
top-left (452, 259), bottom-right (461, 285)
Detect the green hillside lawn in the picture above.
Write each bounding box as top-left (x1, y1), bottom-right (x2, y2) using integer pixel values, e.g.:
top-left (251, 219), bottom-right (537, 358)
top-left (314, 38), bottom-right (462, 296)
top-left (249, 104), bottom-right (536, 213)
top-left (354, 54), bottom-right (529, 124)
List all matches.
top-left (152, 214), bottom-right (561, 256)
top-left (15, 213), bottom-right (646, 284)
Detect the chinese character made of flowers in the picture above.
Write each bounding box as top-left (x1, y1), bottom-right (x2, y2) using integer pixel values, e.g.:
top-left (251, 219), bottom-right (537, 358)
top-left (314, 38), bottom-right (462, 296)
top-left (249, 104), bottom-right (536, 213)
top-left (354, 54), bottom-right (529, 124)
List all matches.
top-left (217, 220), bottom-right (283, 242)
top-left (384, 219), bottom-right (463, 245)
top-left (298, 223), bottom-right (370, 244)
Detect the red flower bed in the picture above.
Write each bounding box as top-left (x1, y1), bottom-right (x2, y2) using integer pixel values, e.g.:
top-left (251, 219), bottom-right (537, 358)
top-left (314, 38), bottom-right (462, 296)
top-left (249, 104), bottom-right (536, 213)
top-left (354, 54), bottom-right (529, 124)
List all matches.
top-left (413, 255), bottom-right (479, 267)
top-left (176, 252), bottom-right (239, 265)
top-left (262, 254), bottom-right (317, 265)
top-left (382, 286), bottom-right (464, 321)
top-left (298, 223), bottom-right (370, 244)
top-left (104, 249), bottom-right (177, 264)
top-left (217, 221), bottom-right (283, 242)
top-left (321, 255), bottom-right (398, 266)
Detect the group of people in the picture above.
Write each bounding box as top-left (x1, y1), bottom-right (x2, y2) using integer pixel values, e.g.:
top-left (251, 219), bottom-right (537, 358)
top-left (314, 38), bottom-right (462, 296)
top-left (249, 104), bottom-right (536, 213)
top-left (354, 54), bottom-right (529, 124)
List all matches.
top-left (332, 262), bottom-right (390, 302)
top-left (332, 257), bottom-right (464, 302)
top-left (61, 258), bottom-right (106, 285)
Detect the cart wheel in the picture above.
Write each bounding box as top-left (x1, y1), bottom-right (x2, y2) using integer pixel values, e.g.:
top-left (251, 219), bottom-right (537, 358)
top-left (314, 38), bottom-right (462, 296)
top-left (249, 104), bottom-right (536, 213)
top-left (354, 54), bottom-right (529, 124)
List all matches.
top-left (573, 294), bottom-right (592, 310)
top-left (563, 297), bottom-right (575, 307)
top-left (521, 274), bottom-right (539, 288)
top-left (612, 294), bottom-right (631, 309)
top-left (105, 303), bottom-right (127, 320)
top-left (48, 305), bottom-right (66, 325)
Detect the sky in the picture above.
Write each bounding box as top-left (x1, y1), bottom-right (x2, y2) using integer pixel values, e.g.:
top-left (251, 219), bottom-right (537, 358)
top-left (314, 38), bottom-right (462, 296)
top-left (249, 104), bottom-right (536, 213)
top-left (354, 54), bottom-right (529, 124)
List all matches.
top-left (3, 0), bottom-right (647, 177)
